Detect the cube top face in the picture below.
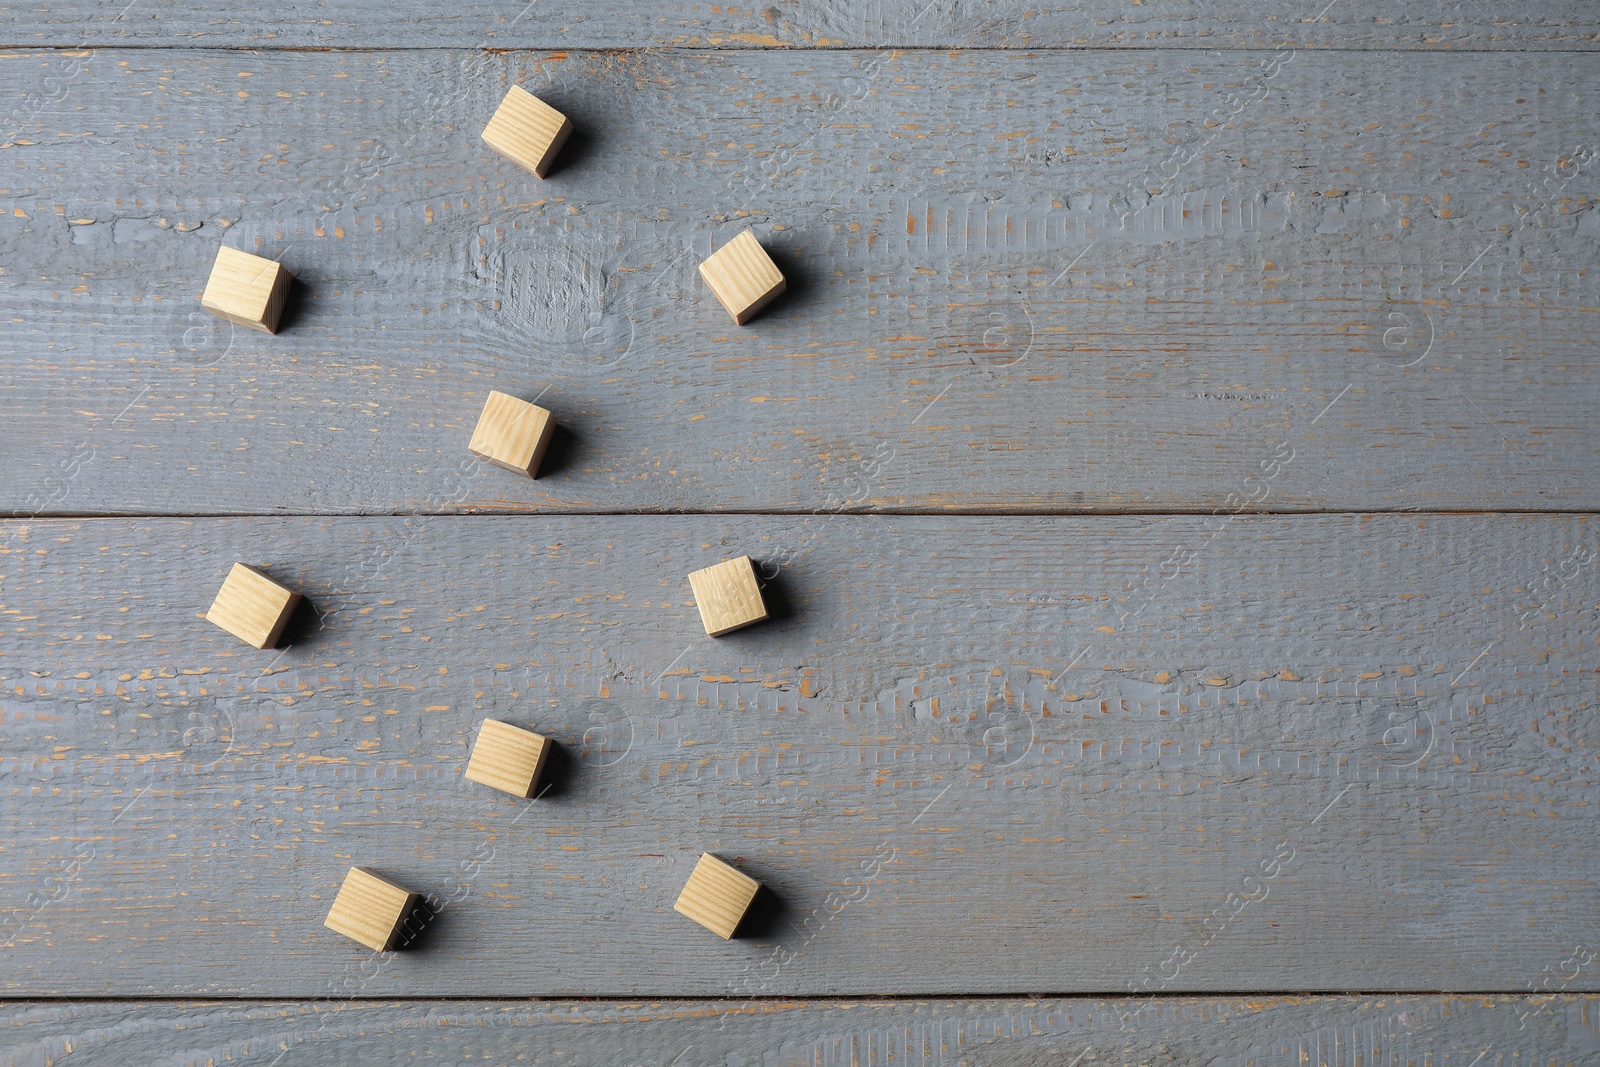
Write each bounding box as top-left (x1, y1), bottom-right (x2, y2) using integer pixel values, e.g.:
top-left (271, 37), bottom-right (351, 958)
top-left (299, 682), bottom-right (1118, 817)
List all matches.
top-left (698, 230), bottom-right (786, 325)
top-left (200, 245), bottom-right (292, 334)
top-left (205, 562), bottom-right (301, 649)
top-left (468, 390), bottom-right (556, 478)
top-left (687, 555), bottom-right (768, 637)
top-left (464, 718), bottom-right (551, 798)
top-left (674, 853), bottom-right (760, 939)
top-left (481, 85), bottom-right (573, 179)
top-left (324, 866), bottom-right (421, 952)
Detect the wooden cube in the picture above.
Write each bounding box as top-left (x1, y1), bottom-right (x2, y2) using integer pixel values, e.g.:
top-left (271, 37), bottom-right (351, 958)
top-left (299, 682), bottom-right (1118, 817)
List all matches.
top-left (200, 245), bottom-right (293, 334)
top-left (674, 853), bottom-right (760, 939)
top-left (468, 390), bottom-right (556, 478)
top-left (481, 85), bottom-right (573, 179)
top-left (205, 562), bottom-right (302, 649)
top-left (324, 866), bottom-right (422, 952)
top-left (698, 230), bottom-right (786, 325)
top-left (464, 718), bottom-right (551, 798)
top-left (687, 555), bottom-right (768, 637)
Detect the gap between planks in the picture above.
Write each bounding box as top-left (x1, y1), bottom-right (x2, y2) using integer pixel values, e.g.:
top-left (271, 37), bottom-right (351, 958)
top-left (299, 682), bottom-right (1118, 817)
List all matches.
top-left (0, 989), bottom-right (1538, 1004)
top-left (11, 507), bottom-right (1600, 520)
top-left (2, 44), bottom-right (1597, 54)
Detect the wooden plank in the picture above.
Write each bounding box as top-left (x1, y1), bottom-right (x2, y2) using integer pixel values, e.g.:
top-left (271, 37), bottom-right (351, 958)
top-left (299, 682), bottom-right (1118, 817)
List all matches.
top-left (1, 513), bottom-right (1595, 995)
top-left (4, 995), bottom-right (1597, 1065)
top-left (5, 47), bottom-right (1598, 517)
top-left (3, 1), bottom-right (1598, 50)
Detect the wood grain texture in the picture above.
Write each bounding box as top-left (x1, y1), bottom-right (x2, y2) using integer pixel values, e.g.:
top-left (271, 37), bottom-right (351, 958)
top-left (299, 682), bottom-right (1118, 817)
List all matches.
top-left (689, 555), bottom-right (770, 636)
top-left (480, 86), bottom-right (573, 181)
top-left (322, 866), bottom-right (421, 952)
top-left (466, 390), bottom-right (556, 479)
top-left (463, 718), bottom-right (551, 799)
top-left (204, 562), bottom-right (301, 650)
top-left (700, 229), bottom-right (787, 325)
top-left (3, 1), bottom-right (1598, 50)
top-left (199, 245), bottom-right (292, 334)
top-left (5, 995), bottom-right (1600, 1066)
top-left (1, 513), bottom-right (1595, 995)
top-left (2, 48), bottom-right (1598, 516)
top-left (675, 852), bottom-right (761, 938)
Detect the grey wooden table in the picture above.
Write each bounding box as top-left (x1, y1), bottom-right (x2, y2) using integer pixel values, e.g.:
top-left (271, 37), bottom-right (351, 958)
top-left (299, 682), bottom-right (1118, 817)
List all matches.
top-left (2, 2), bottom-right (1599, 1064)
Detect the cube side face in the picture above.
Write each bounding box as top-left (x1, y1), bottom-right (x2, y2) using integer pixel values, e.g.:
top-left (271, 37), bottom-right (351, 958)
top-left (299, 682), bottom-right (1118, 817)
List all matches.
top-left (468, 391), bottom-right (555, 477)
top-left (674, 853), bottom-right (760, 939)
top-left (463, 718), bottom-right (550, 798)
top-left (324, 867), bottom-right (419, 952)
top-left (482, 86), bottom-right (573, 179)
top-left (259, 262), bottom-right (293, 334)
top-left (688, 556), bottom-right (768, 637)
top-left (201, 246), bottom-right (291, 333)
top-left (205, 562), bottom-right (300, 649)
top-left (698, 231), bottom-right (785, 325)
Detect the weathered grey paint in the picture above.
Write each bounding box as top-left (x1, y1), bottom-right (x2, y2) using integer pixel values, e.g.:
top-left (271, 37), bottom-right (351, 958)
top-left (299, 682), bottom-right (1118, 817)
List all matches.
top-left (2, 49), bottom-right (1596, 516)
top-left (3, 1), bottom-right (1598, 50)
top-left (1, 514), bottom-right (1594, 995)
top-left (2, 0), bottom-right (1596, 1039)
top-left (3, 995), bottom-right (1599, 1066)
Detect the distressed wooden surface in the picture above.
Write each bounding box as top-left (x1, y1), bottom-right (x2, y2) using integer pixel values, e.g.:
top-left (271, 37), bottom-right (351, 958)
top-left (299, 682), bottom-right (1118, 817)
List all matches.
top-left (6, 995), bottom-right (1600, 1066)
top-left (3, 48), bottom-right (1598, 516)
top-left (5, 1), bottom-right (1600, 51)
top-left (4, 0), bottom-right (1598, 1037)
top-left (1, 514), bottom-right (1596, 995)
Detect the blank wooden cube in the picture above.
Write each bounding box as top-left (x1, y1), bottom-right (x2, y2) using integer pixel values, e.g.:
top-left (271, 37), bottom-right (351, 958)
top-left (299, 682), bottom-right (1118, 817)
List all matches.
top-left (687, 555), bottom-right (768, 637)
top-left (699, 230), bottom-right (786, 325)
top-left (200, 245), bottom-right (293, 334)
top-left (464, 718), bottom-right (551, 798)
top-left (205, 562), bottom-right (301, 649)
top-left (467, 390), bottom-right (556, 478)
top-left (324, 866), bottom-right (421, 952)
top-left (674, 853), bottom-right (760, 939)
top-left (481, 85), bottom-right (573, 179)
